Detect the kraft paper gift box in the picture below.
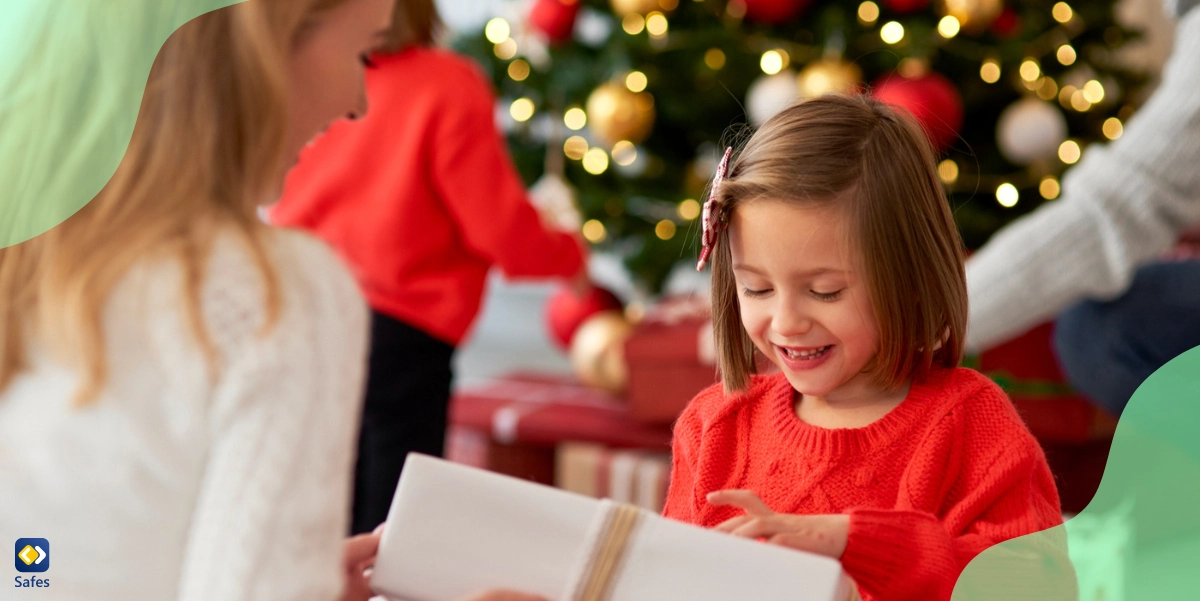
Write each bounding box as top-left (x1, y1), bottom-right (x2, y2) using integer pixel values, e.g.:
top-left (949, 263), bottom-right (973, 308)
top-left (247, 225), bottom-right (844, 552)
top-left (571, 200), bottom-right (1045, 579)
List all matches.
top-left (372, 454), bottom-right (852, 601)
top-left (555, 442), bottom-right (671, 513)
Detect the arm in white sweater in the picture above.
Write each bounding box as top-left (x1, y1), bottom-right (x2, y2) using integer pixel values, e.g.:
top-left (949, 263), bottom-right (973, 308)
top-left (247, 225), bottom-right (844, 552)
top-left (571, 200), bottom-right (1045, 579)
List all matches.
top-left (965, 6), bottom-right (1200, 352)
top-left (175, 232), bottom-right (368, 601)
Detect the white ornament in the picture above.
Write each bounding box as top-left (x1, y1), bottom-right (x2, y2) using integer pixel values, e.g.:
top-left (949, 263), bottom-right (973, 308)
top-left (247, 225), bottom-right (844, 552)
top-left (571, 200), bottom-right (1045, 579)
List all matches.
top-left (529, 172), bottom-right (583, 231)
top-left (746, 70), bottom-right (799, 127)
top-left (997, 97), bottom-right (1068, 165)
top-left (575, 8), bottom-right (614, 48)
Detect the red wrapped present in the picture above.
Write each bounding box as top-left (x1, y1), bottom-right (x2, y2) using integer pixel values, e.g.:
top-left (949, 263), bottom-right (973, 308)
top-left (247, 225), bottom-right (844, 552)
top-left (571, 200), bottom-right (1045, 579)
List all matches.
top-left (446, 425), bottom-right (558, 485)
top-left (451, 373), bottom-right (673, 449)
top-left (975, 322), bottom-right (1118, 444)
top-left (449, 373), bottom-right (673, 485)
top-left (624, 297), bottom-right (719, 423)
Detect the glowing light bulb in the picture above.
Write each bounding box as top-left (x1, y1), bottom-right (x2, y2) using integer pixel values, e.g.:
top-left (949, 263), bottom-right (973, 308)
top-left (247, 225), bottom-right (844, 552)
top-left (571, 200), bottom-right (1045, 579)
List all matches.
top-left (485, 18), bottom-right (511, 44)
top-left (880, 21), bottom-right (905, 44)
top-left (996, 183), bottom-right (1019, 208)
top-left (509, 98), bottom-right (534, 122)
top-left (938, 16), bottom-right (961, 38)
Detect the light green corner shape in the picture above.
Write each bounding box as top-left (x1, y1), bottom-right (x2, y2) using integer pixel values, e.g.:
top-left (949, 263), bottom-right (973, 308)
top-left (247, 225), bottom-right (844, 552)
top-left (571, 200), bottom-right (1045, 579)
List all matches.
top-left (0, 0), bottom-right (245, 249)
top-left (953, 346), bottom-right (1200, 600)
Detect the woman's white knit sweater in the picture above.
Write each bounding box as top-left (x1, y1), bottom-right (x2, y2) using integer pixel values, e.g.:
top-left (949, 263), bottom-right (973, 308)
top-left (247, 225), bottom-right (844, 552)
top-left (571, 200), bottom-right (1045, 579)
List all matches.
top-left (0, 229), bottom-right (368, 600)
top-left (966, 3), bottom-right (1200, 351)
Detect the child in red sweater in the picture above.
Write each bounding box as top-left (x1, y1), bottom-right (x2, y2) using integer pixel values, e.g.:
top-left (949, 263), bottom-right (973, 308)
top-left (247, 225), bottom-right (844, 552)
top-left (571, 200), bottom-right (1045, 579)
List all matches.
top-left (270, 0), bottom-right (587, 535)
top-left (665, 95), bottom-right (1068, 600)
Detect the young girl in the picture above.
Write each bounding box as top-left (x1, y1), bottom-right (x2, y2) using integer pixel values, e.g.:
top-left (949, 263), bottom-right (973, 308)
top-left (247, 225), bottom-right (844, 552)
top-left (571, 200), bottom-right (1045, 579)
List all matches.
top-left (665, 95), bottom-right (1065, 600)
top-left (269, 0), bottom-right (588, 535)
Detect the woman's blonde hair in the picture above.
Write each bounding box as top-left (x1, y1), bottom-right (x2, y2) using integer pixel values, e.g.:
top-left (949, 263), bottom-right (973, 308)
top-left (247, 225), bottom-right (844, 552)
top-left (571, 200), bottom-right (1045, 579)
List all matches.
top-left (0, 0), bottom-right (355, 402)
top-left (380, 0), bottom-right (442, 52)
top-left (711, 94), bottom-right (967, 392)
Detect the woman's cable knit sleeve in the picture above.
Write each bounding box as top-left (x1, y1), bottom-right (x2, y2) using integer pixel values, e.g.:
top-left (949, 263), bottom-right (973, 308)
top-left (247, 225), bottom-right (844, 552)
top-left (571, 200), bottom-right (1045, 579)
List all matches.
top-left (965, 6), bottom-right (1200, 351)
top-left (839, 387), bottom-right (1069, 601)
top-left (174, 232), bottom-right (369, 601)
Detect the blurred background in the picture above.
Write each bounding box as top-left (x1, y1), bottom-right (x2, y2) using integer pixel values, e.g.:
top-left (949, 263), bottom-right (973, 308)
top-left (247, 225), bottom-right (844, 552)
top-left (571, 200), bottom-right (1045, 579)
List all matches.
top-left (449, 0), bottom-right (1178, 387)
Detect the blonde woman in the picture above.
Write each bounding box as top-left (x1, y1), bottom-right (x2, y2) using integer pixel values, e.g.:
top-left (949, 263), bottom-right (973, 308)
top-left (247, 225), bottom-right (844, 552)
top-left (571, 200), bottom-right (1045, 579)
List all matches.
top-left (0, 0), bottom-right (393, 599)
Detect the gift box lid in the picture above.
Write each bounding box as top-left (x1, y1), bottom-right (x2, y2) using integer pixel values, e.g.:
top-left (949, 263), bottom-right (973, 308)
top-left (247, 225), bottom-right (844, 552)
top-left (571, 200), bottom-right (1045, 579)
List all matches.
top-left (372, 454), bottom-right (850, 601)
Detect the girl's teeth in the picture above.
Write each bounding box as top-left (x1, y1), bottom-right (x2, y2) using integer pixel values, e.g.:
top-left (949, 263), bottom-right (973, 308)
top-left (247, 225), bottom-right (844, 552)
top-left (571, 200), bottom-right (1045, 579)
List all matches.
top-left (784, 345), bottom-right (830, 359)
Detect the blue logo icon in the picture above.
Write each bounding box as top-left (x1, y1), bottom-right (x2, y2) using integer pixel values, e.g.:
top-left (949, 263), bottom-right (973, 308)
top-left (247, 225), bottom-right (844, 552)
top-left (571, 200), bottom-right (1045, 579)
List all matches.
top-left (15, 539), bottom-right (49, 573)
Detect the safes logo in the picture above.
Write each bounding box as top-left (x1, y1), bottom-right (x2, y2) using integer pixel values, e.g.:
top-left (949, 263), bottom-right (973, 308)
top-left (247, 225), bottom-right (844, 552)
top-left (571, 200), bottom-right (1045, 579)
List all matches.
top-left (15, 538), bottom-right (49, 573)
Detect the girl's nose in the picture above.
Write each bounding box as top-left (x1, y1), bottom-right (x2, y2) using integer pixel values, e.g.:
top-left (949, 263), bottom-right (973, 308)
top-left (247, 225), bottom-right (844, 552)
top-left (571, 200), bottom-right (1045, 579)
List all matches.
top-left (771, 307), bottom-right (813, 338)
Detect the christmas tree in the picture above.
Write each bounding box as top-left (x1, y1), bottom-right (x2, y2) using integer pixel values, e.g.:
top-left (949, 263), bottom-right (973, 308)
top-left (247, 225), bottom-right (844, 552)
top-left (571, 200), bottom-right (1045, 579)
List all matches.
top-left (455, 0), bottom-right (1148, 294)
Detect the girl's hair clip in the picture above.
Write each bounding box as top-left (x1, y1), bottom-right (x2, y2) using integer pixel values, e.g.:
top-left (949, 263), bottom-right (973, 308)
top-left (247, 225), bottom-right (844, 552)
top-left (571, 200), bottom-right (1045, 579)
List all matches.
top-left (697, 147), bottom-right (734, 272)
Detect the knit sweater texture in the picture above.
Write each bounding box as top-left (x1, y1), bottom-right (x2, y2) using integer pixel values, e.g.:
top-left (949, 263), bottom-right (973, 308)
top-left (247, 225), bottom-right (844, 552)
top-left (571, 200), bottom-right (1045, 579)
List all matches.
top-left (0, 229), bottom-right (368, 601)
top-left (663, 368), bottom-right (1063, 601)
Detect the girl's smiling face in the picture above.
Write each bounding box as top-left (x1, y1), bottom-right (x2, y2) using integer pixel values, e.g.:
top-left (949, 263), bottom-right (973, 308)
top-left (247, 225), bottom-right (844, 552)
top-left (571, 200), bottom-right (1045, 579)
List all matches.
top-left (728, 199), bottom-right (882, 403)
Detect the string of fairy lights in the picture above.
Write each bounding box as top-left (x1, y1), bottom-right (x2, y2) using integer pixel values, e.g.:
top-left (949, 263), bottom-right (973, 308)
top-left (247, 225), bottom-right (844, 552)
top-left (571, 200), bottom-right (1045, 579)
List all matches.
top-left (479, 0), bottom-right (1135, 245)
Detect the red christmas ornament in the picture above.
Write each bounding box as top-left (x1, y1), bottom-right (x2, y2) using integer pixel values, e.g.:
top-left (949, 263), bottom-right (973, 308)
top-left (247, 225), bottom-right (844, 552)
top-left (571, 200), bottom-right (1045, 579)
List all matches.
top-left (529, 0), bottom-right (581, 43)
top-left (546, 285), bottom-right (623, 349)
top-left (740, 0), bottom-right (810, 24)
top-left (882, 0), bottom-right (930, 13)
top-left (872, 72), bottom-right (964, 152)
top-left (990, 6), bottom-right (1021, 39)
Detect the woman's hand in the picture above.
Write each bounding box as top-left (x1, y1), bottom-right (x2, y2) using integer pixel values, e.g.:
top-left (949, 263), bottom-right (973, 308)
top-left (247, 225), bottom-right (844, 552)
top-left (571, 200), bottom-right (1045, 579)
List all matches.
top-left (708, 490), bottom-right (850, 559)
top-left (337, 530), bottom-right (382, 601)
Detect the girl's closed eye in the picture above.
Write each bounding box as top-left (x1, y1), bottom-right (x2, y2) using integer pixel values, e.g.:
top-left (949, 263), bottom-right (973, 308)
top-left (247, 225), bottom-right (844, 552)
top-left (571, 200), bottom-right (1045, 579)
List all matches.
top-left (811, 289), bottom-right (844, 302)
top-left (743, 287), bottom-right (773, 298)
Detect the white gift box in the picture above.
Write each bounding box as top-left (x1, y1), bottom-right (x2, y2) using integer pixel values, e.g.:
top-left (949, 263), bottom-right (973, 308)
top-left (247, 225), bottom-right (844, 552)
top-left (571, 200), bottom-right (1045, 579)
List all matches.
top-left (372, 454), bottom-right (851, 601)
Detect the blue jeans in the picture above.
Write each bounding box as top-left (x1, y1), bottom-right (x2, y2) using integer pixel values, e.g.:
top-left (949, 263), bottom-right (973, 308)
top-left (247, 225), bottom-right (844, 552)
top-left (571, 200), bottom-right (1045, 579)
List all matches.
top-left (1054, 260), bottom-right (1200, 416)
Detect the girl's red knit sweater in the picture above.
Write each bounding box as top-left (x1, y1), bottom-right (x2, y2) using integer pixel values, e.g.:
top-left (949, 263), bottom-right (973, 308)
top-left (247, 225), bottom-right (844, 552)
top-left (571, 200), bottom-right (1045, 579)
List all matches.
top-left (663, 367), bottom-right (1064, 601)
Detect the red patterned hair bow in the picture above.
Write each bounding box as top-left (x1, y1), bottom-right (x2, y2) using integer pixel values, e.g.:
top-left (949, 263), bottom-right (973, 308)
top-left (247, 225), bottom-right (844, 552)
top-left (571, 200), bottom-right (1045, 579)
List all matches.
top-left (696, 147), bottom-right (734, 272)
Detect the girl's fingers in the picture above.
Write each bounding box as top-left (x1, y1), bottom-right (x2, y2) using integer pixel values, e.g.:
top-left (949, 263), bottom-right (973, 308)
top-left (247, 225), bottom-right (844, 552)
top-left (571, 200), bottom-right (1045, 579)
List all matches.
top-left (768, 532), bottom-right (839, 558)
top-left (713, 514), bottom-right (754, 533)
top-left (730, 517), bottom-right (787, 540)
top-left (707, 489), bottom-right (774, 516)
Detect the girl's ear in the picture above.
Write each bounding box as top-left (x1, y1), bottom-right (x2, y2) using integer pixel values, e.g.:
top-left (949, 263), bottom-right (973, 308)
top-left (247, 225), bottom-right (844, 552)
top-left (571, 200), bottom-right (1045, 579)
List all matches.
top-left (931, 325), bottom-right (950, 352)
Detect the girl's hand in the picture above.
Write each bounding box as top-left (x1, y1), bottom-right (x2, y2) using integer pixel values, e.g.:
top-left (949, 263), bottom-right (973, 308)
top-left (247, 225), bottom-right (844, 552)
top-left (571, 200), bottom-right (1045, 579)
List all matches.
top-left (338, 530), bottom-right (382, 601)
top-left (708, 490), bottom-right (850, 559)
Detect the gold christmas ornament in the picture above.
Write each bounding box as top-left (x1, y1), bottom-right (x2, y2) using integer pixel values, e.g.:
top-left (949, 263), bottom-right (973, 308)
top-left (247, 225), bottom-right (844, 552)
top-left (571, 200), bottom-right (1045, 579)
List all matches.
top-left (569, 310), bottom-right (634, 394)
top-left (938, 0), bottom-right (1002, 33)
top-left (586, 81), bottom-right (656, 147)
top-left (797, 59), bottom-right (863, 99)
top-left (610, 0), bottom-right (664, 16)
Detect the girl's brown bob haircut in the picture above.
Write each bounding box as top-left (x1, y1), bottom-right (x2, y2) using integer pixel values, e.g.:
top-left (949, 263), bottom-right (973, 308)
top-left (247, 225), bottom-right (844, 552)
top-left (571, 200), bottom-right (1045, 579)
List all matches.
top-left (380, 0), bottom-right (443, 51)
top-left (711, 94), bottom-right (968, 392)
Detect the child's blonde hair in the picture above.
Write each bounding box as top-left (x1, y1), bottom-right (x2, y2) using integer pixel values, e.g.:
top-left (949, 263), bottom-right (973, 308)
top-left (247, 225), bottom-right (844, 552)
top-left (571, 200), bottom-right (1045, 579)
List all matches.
top-left (711, 94), bottom-right (967, 392)
top-left (0, 0), bottom-right (358, 402)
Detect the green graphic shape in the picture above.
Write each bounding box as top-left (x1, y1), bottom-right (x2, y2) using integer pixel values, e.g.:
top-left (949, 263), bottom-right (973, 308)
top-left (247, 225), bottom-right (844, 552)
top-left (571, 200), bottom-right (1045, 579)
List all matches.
top-left (953, 346), bottom-right (1200, 600)
top-left (0, 0), bottom-right (244, 249)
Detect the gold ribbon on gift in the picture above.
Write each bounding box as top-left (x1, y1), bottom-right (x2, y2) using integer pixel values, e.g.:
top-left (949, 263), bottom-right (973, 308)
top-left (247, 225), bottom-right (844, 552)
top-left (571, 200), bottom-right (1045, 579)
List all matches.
top-left (570, 502), bottom-right (645, 601)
